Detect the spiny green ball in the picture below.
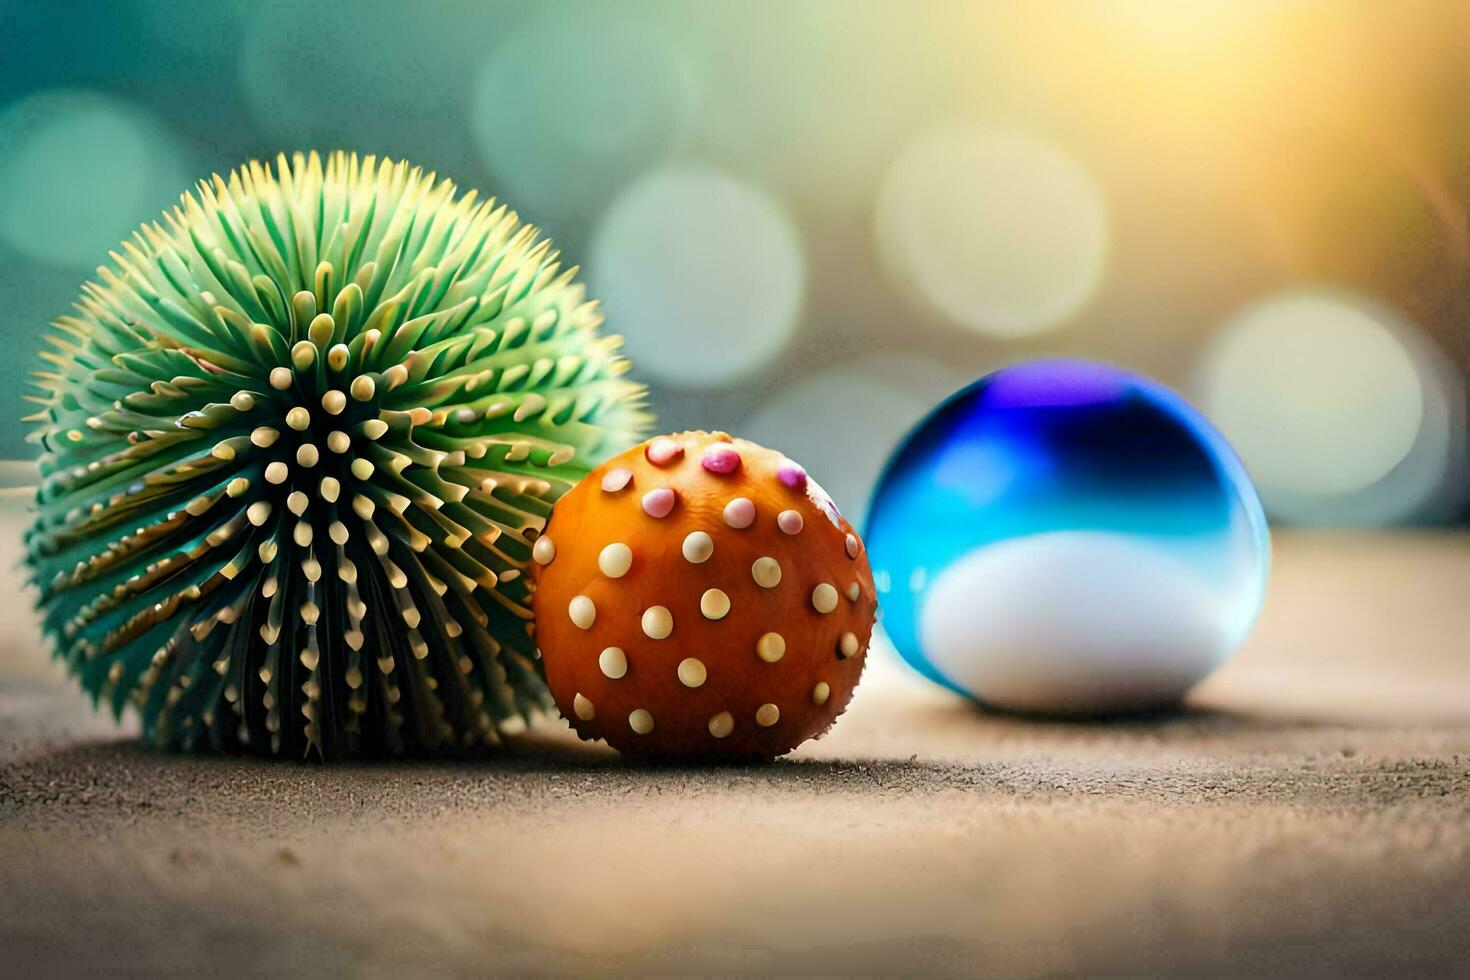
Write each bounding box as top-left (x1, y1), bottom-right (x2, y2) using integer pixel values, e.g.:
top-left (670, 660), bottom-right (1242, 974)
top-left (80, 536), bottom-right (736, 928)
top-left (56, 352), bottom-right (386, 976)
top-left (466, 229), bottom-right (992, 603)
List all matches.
top-left (25, 151), bottom-right (650, 758)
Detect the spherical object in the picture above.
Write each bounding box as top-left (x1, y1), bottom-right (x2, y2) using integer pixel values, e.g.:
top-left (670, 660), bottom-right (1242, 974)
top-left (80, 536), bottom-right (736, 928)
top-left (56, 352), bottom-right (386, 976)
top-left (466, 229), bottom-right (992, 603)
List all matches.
top-left (569, 596), bottom-right (598, 631)
top-left (811, 583), bottom-right (839, 614)
top-left (23, 152), bottom-right (649, 758)
top-left (599, 647), bottom-right (628, 680)
top-left (751, 556), bottom-right (783, 589)
top-left (573, 694), bottom-right (596, 721)
top-left (777, 510), bottom-right (804, 535)
top-left (532, 431), bottom-right (876, 759)
top-left (628, 708), bottom-right (655, 734)
top-left (677, 657), bottom-right (708, 688)
top-left (699, 588), bottom-right (731, 620)
top-left (701, 445), bottom-right (742, 474)
top-left (866, 359), bottom-right (1270, 716)
top-left (682, 531), bottom-right (714, 564)
top-left (756, 632), bottom-right (786, 663)
top-left (646, 437), bottom-right (685, 466)
top-left (602, 467), bottom-right (634, 493)
top-left (598, 542), bottom-right (634, 579)
top-left (723, 497), bottom-right (756, 529)
top-left (641, 605), bottom-right (674, 640)
top-left (642, 487), bottom-right (677, 519)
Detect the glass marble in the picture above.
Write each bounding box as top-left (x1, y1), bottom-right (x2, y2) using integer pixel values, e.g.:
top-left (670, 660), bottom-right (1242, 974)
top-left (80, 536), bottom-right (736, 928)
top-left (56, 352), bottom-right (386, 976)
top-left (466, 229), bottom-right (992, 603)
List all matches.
top-left (865, 359), bottom-right (1270, 715)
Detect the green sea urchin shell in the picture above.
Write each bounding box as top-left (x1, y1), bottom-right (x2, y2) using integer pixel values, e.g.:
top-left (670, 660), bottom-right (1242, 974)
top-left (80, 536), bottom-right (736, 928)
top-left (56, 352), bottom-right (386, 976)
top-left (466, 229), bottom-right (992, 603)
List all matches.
top-left (24, 151), bottom-right (650, 758)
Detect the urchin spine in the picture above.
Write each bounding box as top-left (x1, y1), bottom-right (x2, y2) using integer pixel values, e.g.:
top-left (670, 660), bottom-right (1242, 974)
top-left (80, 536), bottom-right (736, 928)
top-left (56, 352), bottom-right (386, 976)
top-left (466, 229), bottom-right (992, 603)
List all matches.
top-left (25, 151), bottom-right (649, 758)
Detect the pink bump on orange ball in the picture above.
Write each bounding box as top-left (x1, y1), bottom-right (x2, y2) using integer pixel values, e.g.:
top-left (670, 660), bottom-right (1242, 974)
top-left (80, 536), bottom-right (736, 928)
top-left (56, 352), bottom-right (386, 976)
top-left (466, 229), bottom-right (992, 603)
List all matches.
top-left (530, 431), bottom-right (877, 759)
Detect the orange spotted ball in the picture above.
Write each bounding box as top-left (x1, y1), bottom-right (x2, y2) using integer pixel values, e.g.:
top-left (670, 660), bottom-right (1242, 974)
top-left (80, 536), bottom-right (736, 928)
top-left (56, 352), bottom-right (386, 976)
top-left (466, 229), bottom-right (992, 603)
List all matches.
top-left (530, 431), bottom-right (876, 759)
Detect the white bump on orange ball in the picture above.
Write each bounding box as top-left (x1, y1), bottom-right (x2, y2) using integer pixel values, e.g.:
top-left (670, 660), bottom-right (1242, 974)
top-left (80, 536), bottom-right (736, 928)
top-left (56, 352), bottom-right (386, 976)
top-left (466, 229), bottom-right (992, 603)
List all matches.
top-left (756, 632), bottom-right (786, 663)
top-left (812, 583), bottom-right (839, 614)
top-left (845, 533), bottom-right (860, 558)
top-left (677, 657), bottom-right (708, 688)
top-left (682, 530), bottom-right (714, 563)
top-left (723, 496), bottom-right (756, 529)
top-left (700, 588), bottom-right (731, 620)
top-left (599, 646), bottom-right (628, 679)
top-left (646, 437), bottom-right (684, 466)
top-left (573, 693), bottom-right (596, 720)
top-left (599, 542), bottom-right (633, 578)
top-left (751, 556), bottom-right (782, 589)
top-left (533, 431), bottom-right (879, 759)
top-left (569, 595), bottom-right (596, 629)
top-left (641, 605), bottom-right (673, 639)
top-left (601, 467), bottom-right (633, 493)
top-left (642, 487), bottom-right (676, 518)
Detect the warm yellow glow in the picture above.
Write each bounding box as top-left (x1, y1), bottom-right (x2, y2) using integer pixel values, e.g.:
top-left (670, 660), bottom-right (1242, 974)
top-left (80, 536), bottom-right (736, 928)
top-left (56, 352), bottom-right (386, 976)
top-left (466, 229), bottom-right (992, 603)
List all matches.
top-left (876, 127), bottom-right (1109, 339)
top-left (1199, 291), bottom-right (1427, 502)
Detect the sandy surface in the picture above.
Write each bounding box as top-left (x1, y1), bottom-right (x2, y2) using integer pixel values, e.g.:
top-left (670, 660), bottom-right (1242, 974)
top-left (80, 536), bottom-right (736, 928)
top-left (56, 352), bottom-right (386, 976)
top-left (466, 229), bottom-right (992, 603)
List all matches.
top-left (2, 529), bottom-right (1468, 976)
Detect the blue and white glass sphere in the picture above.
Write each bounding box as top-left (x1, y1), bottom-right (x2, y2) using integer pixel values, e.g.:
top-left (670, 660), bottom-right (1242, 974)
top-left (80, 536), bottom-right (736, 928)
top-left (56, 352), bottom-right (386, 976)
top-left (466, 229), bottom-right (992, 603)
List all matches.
top-left (865, 359), bottom-right (1270, 715)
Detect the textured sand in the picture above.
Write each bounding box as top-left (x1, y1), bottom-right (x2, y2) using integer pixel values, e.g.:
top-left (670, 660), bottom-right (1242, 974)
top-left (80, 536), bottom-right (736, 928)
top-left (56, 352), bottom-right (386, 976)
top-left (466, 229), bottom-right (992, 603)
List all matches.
top-left (2, 530), bottom-right (1468, 976)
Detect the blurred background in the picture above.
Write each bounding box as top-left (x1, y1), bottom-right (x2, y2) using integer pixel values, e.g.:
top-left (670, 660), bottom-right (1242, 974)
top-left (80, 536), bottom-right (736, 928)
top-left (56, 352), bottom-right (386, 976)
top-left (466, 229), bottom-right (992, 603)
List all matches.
top-left (0, 0), bottom-right (1466, 528)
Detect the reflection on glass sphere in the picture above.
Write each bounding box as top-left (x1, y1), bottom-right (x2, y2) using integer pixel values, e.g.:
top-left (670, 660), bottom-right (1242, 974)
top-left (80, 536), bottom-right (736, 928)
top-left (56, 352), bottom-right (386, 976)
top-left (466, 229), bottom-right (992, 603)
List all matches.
top-left (866, 359), bottom-right (1270, 715)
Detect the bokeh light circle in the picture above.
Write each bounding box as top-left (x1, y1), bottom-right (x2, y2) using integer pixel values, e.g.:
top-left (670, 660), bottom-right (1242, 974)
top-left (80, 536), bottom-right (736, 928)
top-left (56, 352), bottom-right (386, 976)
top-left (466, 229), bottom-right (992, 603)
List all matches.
top-left (0, 89), bottom-right (190, 268)
top-left (471, 7), bottom-right (695, 223)
top-left (740, 353), bottom-right (969, 523)
top-left (875, 126), bottom-right (1109, 338)
top-left (591, 168), bottom-right (805, 388)
top-left (1197, 289), bottom-right (1457, 524)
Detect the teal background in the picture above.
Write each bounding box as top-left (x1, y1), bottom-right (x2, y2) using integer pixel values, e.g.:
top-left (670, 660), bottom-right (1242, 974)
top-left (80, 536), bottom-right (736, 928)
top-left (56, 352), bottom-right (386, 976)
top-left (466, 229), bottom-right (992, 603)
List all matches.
top-left (0, 0), bottom-right (1465, 525)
